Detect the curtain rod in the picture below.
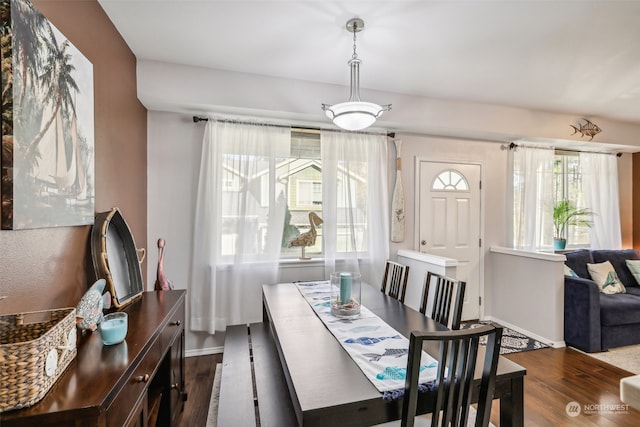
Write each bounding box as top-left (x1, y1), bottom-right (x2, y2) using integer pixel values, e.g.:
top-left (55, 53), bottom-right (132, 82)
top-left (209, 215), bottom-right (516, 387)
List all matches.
top-left (192, 116), bottom-right (395, 139)
top-left (502, 141), bottom-right (622, 157)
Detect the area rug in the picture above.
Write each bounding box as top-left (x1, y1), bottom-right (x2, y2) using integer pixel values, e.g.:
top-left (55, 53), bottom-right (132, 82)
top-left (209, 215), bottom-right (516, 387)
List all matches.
top-left (583, 344), bottom-right (640, 374)
top-left (461, 322), bottom-right (548, 354)
top-left (206, 363), bottom-right (222, 427)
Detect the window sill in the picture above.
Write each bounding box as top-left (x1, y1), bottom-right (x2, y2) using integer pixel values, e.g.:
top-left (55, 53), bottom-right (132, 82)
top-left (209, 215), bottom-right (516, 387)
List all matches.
top-left (278, 258), bottom-right (325, 268)
top-left (490, 246), bottom-right (566, 262)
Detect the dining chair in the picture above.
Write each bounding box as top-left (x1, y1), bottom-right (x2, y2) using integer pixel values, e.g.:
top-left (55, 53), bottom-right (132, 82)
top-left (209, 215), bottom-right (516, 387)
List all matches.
top-left (419, 272), bottom-right (466, 330)
top-left (381, 260), bottom-right (410, 303)
top-left (401, 323), bottom-right (503, 427)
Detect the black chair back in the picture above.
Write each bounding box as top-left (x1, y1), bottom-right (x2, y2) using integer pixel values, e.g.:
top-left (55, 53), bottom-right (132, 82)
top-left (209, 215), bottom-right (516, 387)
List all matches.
top-left (420, 272), bottom-right (466, 330)
top-left (381, 260), bottom-right (410, 303)
top-left (402, 324), bottom-right (503, 427)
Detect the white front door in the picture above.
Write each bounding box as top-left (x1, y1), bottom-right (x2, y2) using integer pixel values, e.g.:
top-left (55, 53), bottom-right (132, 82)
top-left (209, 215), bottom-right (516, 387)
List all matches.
top-left (418, 162), bottom-right (482, 321)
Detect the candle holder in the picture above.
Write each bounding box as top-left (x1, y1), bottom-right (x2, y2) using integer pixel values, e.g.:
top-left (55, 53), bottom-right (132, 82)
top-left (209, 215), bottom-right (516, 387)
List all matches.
top-left (330, 272), bottom-right (361, 318)
top-left (98, 312), bottom-right (128, 345)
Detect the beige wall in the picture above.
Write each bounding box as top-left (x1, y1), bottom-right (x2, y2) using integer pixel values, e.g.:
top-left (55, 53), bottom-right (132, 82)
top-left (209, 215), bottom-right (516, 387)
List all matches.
top-left (635, 153), bottom-right (640, 250)
top-left (0, 1), bottom-right (147, 313)
top-left (619, 154), bottom-right (634, 248)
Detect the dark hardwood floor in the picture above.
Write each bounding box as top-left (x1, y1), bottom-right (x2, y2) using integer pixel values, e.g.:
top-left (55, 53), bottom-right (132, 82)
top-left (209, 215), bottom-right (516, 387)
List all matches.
top-left (180, 352), bottom-right (223, 427)
top-left (180, 347), bottom-right (640, 426)
top-left (497, 347), bottom-right (640, 426)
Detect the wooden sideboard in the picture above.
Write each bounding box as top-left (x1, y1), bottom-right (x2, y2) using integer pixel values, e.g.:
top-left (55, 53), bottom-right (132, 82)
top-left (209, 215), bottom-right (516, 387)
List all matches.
top-left (1, 290), bottom-right (187, 427)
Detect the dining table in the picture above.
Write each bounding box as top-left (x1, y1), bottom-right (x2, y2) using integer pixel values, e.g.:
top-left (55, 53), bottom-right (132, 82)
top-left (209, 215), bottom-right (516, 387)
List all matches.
top-left (261, 280), bottom-right (526, 427)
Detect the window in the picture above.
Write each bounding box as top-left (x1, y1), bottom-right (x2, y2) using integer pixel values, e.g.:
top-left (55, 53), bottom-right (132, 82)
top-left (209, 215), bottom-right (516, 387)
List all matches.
top-left (216, 126), bottom-right (379, 259)
top-left (192, 120), bottom-right (389, 331)
top-left (279, 131), bottom-right (323, 258)
top-left (217, 129), bottom-right (327, 258)
top-left (432, 170), bottom-right (469, 191)
top-left (553, 152), bottom-right (589, 246)
top-left (281, 131), bottom-right (372, 258)
top-left (512, 147), bottom-right (590, 250)
top-left (221, 168), bottom-right (240, 192)
top-left (296, 180), bottom-right (322, 206)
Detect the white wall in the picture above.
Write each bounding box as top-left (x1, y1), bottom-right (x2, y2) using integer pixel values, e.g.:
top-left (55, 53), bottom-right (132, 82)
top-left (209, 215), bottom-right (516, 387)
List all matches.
top-left (146, 113), bottom-right (326, 353)
top-left (138, 60), bottom-right (640, 150)
top-left (143, 61), bottom-right (640, 354)
top-left (397, 250), bottom-right (458, 313)
top-left (146, 112), bottom-right (218, 352)
top-left (489, 248), bottom-right (566, 347)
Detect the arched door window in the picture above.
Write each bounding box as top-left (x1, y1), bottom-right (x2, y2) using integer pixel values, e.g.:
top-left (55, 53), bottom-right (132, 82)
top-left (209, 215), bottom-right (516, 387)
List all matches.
top-left (431, 169), bottom-right (469, 191)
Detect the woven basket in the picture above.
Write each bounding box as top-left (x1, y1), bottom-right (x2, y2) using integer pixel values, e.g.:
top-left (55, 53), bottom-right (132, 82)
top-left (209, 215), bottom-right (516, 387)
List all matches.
top-left (0, 307), bottom-right (77, 413)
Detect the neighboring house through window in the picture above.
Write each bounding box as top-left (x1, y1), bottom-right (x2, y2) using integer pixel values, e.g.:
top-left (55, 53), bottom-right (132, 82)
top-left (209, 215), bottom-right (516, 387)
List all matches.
top-left (220, 129), bottom-right (369, 259)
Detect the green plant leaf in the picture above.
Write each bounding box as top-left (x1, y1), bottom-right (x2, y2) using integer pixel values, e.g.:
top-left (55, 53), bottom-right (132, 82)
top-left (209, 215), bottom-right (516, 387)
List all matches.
top-left (553, 199), bottom-right (594, 240)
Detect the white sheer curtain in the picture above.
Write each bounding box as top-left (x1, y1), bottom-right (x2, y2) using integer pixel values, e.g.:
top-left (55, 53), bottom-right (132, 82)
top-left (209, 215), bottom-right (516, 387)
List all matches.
top-left (320, 130), bottom-right (389, 286)
top-left (190, 119), bottom-right (290, 333)
top-left (513, 145), bottom-right (555, 250)
top-left (580, 152), bottom-right (622, 249)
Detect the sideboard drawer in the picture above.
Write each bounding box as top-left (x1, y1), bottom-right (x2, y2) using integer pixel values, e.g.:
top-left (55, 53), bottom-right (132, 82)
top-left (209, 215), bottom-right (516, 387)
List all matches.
top-left (161, 303), bottom-right (185, 349)
top-left (107, 338), bottom-right (161, 427)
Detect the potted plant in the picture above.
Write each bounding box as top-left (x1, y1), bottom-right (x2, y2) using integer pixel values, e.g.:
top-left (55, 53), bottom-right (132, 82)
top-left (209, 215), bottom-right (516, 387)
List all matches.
top-left (553, 199), bottom-right (594, 250)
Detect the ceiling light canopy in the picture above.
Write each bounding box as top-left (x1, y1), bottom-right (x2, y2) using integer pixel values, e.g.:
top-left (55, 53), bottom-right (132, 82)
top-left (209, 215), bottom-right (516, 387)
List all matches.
top-left (322, 18), bottom-right (391, 131)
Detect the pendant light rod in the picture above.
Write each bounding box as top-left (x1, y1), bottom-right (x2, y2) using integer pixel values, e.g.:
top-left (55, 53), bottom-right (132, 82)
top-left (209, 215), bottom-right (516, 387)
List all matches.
top-left (321, 17), bottom-right (391, 131)
top-left (348, 59), bottom-right (361, 102)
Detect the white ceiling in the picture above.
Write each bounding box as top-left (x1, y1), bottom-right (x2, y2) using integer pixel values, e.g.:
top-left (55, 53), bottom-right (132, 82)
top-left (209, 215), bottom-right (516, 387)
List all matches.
top-left (98, 0), bottom-right (640, 124)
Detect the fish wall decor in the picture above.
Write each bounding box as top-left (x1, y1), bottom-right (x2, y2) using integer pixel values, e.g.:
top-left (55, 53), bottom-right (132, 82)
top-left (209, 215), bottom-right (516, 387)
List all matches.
top-left (570, 118), bottom-right (602, 141)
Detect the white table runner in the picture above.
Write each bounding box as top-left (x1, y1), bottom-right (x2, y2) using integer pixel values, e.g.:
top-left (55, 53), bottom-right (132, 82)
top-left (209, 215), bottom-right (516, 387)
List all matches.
top-left (295, 280), bottom-right (439, 393)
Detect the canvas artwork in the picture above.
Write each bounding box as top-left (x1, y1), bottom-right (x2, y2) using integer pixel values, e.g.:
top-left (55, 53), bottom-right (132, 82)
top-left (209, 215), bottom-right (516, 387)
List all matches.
top-left (1, 0), bottom-right (94, 229)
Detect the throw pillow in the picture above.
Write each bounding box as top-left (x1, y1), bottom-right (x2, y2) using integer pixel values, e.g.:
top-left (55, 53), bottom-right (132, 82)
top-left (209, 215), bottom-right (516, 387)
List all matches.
top-left (564, 264), bottom-right (579, 277)
top-left (626, 259), bottom-right (640, 286)
top-left (587, 261), bottom-right (626, 294)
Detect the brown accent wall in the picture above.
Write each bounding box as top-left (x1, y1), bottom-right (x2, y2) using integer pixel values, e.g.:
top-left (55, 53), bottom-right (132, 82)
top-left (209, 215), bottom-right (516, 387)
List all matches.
top-left (0, 0), bottom-right (147, 313)
top-left (634, 153), bottom-right (640, 249)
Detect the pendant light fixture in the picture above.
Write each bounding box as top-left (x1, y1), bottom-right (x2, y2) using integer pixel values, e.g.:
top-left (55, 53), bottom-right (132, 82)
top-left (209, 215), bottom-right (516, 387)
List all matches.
top-left (322, 18), bottom-right (391, 131)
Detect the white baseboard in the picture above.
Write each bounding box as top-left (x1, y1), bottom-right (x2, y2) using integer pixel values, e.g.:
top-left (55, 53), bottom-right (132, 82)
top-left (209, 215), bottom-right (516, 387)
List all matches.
top-left (186, 346), bottom-right (224, 357)
top-left (482, 316), bottom-right (566, 349)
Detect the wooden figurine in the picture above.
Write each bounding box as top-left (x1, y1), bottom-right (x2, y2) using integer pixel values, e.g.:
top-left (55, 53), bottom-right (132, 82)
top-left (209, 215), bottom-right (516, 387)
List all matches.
top-left (288, 212), bottom-right (323, 260)
top-left (154, 238), bottom-right (174, 290)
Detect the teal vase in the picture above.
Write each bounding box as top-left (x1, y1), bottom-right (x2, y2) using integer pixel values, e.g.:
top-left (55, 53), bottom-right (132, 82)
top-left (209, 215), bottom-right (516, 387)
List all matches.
top-left (553, 238), bottom-right (567, 250)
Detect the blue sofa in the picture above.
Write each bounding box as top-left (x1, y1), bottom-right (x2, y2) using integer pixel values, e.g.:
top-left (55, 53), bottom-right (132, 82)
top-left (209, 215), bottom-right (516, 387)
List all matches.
top-left (564, 249), bottom-right (640, 352)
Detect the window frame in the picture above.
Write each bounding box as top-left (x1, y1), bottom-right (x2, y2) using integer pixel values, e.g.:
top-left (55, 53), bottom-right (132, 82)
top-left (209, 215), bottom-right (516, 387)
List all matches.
top-left (553, 151), bottom-right (590, 248)
top-left (295, 179), bottom-right (322, 207)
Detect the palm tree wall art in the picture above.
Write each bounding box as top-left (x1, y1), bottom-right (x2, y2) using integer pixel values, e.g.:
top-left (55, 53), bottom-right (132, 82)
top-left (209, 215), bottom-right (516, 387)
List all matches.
top-left (1, 0), bottom-right (94, 229)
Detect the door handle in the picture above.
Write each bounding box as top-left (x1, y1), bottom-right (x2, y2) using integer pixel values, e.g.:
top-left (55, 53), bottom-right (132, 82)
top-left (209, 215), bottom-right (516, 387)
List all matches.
top-left (421, 240), bottom-right (427, 246)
